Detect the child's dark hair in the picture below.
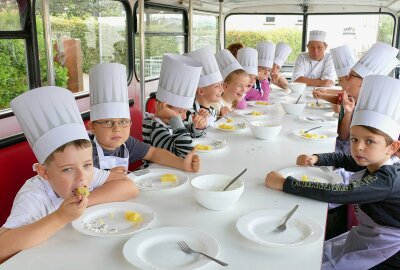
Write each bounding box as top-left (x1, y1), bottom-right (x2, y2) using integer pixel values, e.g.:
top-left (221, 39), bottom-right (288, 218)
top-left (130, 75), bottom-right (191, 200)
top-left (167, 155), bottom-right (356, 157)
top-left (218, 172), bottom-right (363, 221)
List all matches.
top-left (224, 69), bottom-right (247, 84)
top-left (363, 126), bottom-right (393, 145)
top-left (227, 42), bottom-right (244, 58)
top-left (44, 139), bottom-right (91, 164)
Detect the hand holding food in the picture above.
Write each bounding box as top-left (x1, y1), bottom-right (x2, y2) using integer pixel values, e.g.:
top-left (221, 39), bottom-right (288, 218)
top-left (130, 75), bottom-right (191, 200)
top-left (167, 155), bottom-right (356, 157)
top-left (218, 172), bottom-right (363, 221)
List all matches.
top-left (296, 154), bottom-right (318, 166)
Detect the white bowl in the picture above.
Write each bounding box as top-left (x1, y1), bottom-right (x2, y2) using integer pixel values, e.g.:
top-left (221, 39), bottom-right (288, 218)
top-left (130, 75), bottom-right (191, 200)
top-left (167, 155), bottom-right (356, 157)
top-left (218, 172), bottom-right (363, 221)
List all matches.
top-left (191, 174), bottom-right (244, 211)
top-left (249, 121), bottom-right (282, 140)
top-left (280, 101), bottom-right (306, 115)
top-left (288, 82), bottom-right (307, 94)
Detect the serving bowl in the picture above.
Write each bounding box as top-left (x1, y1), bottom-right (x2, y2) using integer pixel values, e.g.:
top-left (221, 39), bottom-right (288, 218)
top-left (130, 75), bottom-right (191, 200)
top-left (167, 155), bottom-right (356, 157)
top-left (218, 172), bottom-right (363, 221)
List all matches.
top-left (288, 82), bottom-right (307, 94)
top-left (280, 101), bottom-right (306, 115)
top-left (191, 174), bottom-right (244, 211)
top-left (249, 120), bottom-right (282, 140)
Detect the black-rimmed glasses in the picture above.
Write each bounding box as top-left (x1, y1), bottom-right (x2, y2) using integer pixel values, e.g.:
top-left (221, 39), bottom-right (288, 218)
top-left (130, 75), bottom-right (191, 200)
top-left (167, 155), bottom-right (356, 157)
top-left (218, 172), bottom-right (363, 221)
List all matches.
top-left (93, 120), bottom-right (131, 128)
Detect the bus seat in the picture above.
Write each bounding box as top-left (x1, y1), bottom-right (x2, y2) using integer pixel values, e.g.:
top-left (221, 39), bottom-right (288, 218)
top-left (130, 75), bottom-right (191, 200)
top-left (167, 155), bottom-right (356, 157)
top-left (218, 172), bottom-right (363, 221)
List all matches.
top-left (347, 204), bottom-right (359, 229)
top-left (145, 92), bottom-right (157, 114)
top-left (0, 104), bottom-right (143, 226)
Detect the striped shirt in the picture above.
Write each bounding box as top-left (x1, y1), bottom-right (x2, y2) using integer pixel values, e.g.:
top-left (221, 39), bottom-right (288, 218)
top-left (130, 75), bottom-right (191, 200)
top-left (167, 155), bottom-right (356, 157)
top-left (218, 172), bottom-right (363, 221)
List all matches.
top-left (142, 114), bottom-right (205, 157)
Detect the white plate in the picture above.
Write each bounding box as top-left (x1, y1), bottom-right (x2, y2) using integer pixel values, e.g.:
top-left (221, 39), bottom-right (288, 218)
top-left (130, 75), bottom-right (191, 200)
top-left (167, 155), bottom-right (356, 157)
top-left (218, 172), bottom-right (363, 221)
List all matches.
top-left (123, 226), bottom-right (220, 270)
top-left (71, 202), bottom-right (156, 237)
top-left (269, 91), bottom-right (289, 99)
top-left (247, 100), bottom-right (275, 108)
top-left (306, 102), bottom-right (331, 109)
top-left (234, 109), bottom-right (268, 118)
top-left (194, 138), bottom-right (227, 153)
top-left (127, 168), bottom-right (189, 190)
top-left (292, 128), bottom-right (337, 140)
top-left (214, 122), bottom-right (247, 132)
top-left (236, 209), bottom-right (323, 247)
top-left (279, 166), bottom-right (340, 183)
top-left (298, 115), bottom-right (337, 125)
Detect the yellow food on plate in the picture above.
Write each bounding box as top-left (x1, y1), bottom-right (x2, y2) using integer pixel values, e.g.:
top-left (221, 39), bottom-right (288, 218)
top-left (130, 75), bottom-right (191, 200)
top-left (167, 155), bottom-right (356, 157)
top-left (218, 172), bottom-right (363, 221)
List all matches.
top-left (255, 101), bottom-right (269, 105)
top-left (310, 102), bottom-right (322, 108)
top-left (195, 144), bottom-right (213, 150)
top-left (299, 130), bottom-right (328, 139)
top-left (301, 175), bottom-right (309, 181)
top-left (250, 111), bottom-right (262, 116)
top-left (219, 123), bottom-right (235, 130)
top-left (124, 211), bottom-right (142, 222)
top-left (160, 173), bottom-right (177, 183)
top-left (226, 118), bottom-right (233, 123)
top-left (75, 186), bottom-right (90, 197)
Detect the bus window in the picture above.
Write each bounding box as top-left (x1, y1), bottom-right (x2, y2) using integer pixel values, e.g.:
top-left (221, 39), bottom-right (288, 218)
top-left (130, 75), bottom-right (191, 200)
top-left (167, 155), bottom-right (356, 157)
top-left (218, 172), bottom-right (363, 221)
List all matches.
top-left (0, 1), bottom-right (29, 112)
top-left (308, 14), bottom-right (395, 58)
top-left (193, 12), bottom-right (219, 53)
top-left (35, 0), bottom-right (129, 93)
top-left (225, 14), bottom-right (303, 67)
top-left (134, 4), bottom-right (187, 80)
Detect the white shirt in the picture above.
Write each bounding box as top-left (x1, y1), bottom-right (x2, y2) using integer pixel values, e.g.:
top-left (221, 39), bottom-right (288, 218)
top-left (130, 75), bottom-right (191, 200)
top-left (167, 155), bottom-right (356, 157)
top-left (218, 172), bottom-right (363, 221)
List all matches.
top-left (292, 52), bottom-right (337, 82)
top-left (2, 168), bottom-right (109, 229)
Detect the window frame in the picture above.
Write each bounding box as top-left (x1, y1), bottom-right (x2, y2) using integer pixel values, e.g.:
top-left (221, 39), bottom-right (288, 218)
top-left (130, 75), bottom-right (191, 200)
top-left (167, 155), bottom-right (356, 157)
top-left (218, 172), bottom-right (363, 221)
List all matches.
top-left (133, 2), bottom-right (189, 82)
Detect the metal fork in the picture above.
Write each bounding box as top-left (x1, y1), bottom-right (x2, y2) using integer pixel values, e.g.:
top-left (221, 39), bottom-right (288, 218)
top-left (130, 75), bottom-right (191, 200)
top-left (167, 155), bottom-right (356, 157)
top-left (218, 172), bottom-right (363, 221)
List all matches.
top-left (177, 241), bottom-right (228, 266)
top-left (275, 205), bottom-right (299, 232)
top-left (320, 166), bottom-right (330, 174)
top-left (304, 125), bottom-right (322, 133)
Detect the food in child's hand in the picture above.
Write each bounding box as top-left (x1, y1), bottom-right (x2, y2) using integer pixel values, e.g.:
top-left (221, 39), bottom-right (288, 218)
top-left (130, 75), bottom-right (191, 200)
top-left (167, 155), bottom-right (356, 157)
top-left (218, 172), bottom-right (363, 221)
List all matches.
top-left (125, 211), bottom-right (142, 222)
top-left (160, 174), bottom-right (177, 183)
top-left (255, 101), bottom-right (270, 105)
top-left (195, 144), bottom-right (213, 150)
top-left (219, 123), bottom-right (235, 130)
top-left (75, 186), bottom-right (89, 197)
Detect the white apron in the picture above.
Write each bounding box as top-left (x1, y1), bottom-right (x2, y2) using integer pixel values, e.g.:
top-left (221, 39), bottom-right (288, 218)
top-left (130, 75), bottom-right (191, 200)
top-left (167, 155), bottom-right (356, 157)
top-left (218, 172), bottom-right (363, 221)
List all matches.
top-left (93, 137), bottom-right (129, 170)
top-left (193, 101), bottom-right (216, 127)
top-left (322, 169), bottom-right (400, 270)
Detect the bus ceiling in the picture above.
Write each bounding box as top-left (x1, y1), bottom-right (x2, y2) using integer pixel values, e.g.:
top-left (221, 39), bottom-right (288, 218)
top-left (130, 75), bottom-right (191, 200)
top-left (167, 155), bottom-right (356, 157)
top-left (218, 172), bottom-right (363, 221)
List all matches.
top-left (149, 0), bottom-right (400, 14)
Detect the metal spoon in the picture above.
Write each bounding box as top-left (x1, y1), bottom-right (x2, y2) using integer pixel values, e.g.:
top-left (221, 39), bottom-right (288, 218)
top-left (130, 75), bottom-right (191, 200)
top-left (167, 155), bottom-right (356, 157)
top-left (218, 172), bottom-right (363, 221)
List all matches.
top-left (304, 125), bottom-right (322, 133)
top-left (223, 168), bottom-right (247, 191)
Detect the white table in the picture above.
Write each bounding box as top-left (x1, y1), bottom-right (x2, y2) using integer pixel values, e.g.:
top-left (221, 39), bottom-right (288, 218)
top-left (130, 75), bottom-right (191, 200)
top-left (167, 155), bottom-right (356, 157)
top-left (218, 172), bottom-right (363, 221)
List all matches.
top-left (2, 89), bottom-right (338, 270)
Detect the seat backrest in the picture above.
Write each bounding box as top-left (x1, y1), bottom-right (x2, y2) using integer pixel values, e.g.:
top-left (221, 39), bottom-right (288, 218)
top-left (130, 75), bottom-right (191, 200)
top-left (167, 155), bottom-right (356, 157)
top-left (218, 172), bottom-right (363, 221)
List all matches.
top-left (145, 92), bottom-right (157, 114)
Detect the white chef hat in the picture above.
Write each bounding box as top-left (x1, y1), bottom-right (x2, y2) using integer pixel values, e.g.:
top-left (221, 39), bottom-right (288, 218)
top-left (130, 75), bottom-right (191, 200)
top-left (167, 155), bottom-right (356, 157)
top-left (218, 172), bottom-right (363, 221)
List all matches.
top-left (10, 87), bottom-right (89, 164)
top-left (187, 46), bottom-right (223, 88)
top-left (330, 44), bottom-right (358, 78)
top-left (256, 41), bottom-right (276, 68)
top-left (89, 63), bottom-right (129, 121)
top-left (215, 49), bottom-right (244, 80)
top-left (351, 42), bottom-right (399, 78)
top-left (274, 42), bottom-right (292, 67)
top-left (351, 75), bottom-right (400, 140)
top-left (237, 47), bottom-right (258, 76)
top-left (156, 53), bottom-right (202, 109)
top-left (309, 30), bottom-right (327, 43)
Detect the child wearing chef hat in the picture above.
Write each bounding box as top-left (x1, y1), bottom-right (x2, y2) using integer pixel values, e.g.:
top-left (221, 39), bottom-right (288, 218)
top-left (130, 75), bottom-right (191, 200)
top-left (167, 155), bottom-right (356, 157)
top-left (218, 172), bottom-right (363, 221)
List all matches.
top-left (186, 47), bottom-right (224, 127)
top-left (0, 86), bottom-right (138, 262)
top-left (270, 42), bottom-right (292, 90)
top-left (265, 74), bottom-right (400, 270)
top-left (142, 53), bottom-right (206, 158)
top-left (88, 63), bottom-right (200, 173)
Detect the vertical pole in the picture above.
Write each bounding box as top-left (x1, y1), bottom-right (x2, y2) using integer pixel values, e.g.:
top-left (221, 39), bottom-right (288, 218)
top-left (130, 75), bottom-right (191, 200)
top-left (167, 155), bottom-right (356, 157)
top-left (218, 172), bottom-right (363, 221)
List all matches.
top-left (139, 0), bottom-right (146, 115)
top-left (188, 0), bottom-right (193, 52)
top-left (218, 0), bottom-right (224, 50)
top-left (41, 0), bottom-right (55, 85)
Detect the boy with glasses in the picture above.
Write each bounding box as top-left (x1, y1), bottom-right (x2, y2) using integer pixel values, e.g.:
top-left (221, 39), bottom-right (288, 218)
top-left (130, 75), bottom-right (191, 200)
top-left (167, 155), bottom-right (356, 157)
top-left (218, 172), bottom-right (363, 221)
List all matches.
top-left (88, 63), bottom-right (200, 174)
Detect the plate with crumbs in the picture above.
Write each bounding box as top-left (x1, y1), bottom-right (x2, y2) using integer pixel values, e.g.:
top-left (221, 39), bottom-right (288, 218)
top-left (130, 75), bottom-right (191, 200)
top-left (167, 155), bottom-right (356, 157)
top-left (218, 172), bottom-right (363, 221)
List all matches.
top-left (127, 168), bottom-right (189, 190)
top-left (72, 202), bottom-right (155, 237)
top-left (194, 138), bottom-right (228, 153)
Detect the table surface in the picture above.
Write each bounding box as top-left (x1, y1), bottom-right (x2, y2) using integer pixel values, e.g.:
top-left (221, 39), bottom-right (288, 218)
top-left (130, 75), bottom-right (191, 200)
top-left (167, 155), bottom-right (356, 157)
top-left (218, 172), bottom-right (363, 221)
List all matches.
top-left (2, 87), bottom-right (338, 270)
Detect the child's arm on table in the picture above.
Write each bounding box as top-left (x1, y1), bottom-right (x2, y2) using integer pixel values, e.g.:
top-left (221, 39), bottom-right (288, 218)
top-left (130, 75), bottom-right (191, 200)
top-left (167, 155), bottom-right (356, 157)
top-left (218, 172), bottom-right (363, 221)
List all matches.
top-left (312, 89), bottom-right (339, 104)
top-left (145, 147), bottom-right (200, 172)
top-left (0, 195), bottom-right (87, 263)
top-left (87, 171), bottom-right (138, 206)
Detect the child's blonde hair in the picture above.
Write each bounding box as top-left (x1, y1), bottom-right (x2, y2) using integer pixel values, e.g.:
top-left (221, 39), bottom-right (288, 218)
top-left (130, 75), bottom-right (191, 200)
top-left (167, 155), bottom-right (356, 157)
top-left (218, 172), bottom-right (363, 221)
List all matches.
top-left (224, 69), bottom-right (247, 84)
top-left (44, 139), bottom-right (91, 165)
